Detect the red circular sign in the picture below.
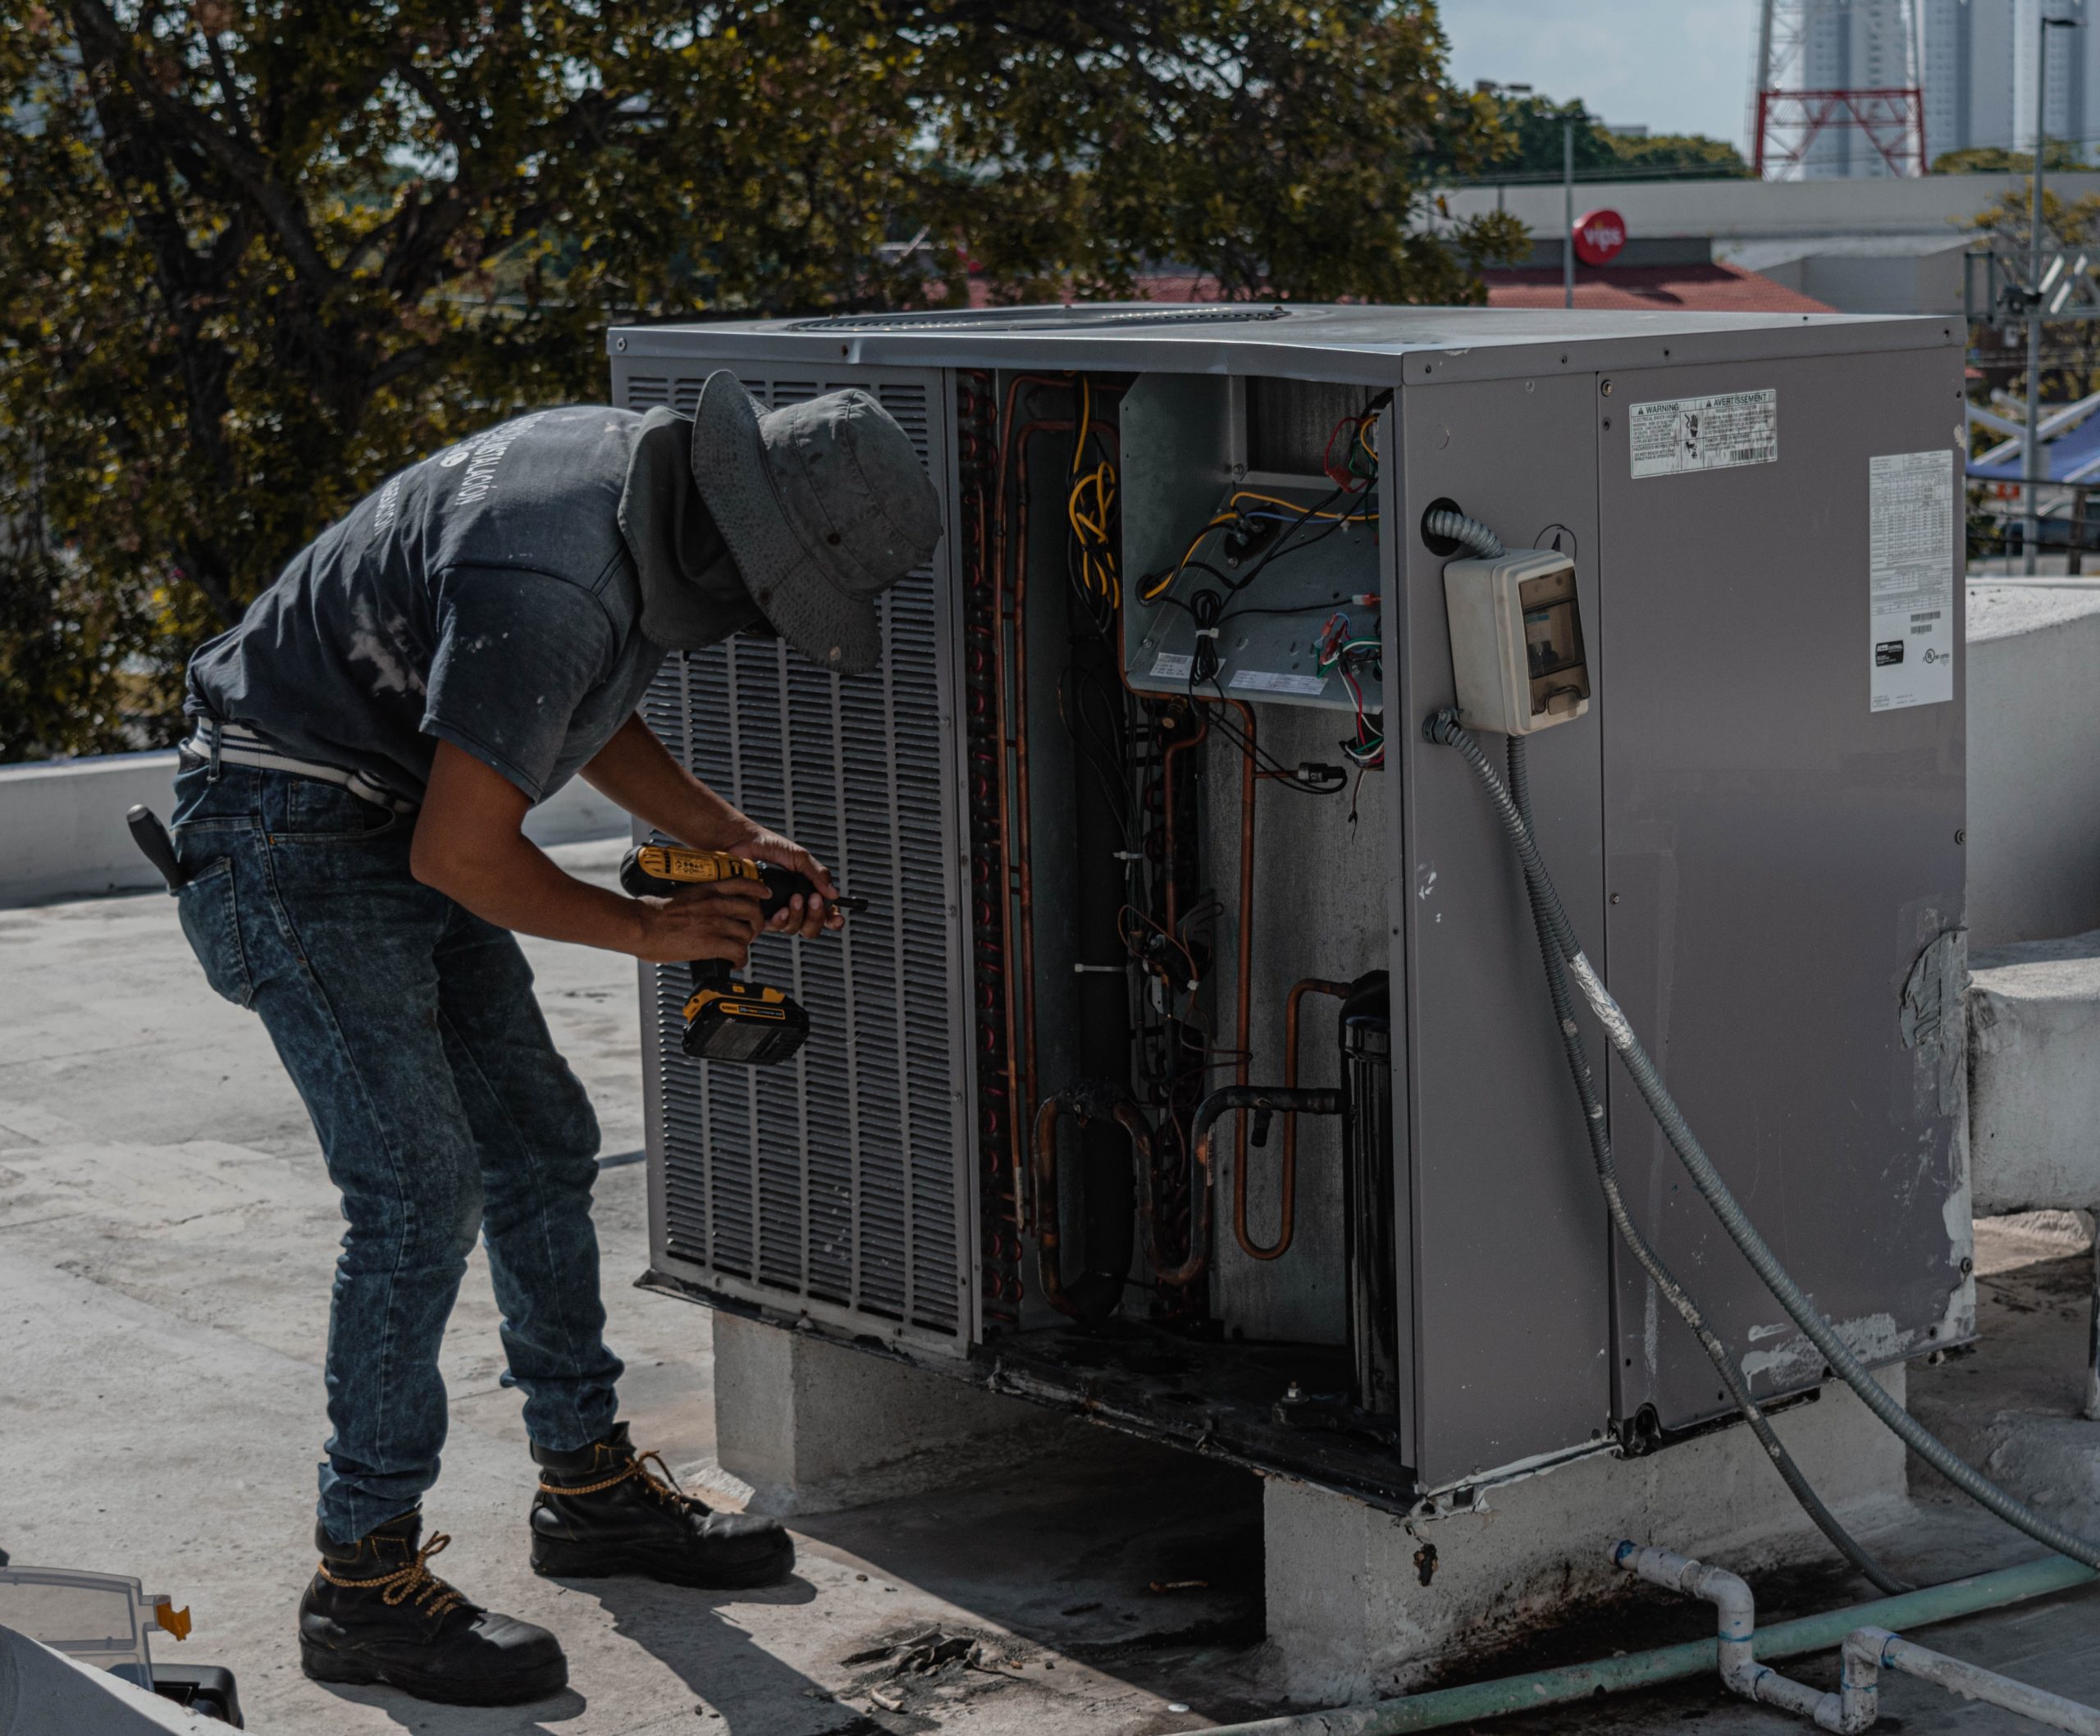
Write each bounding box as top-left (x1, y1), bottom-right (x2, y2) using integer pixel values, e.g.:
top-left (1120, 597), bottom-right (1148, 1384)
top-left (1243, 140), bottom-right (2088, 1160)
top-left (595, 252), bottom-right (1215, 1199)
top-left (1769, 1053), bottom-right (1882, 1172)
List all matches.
top-left (1573, 208), bottom-right (1628, 267)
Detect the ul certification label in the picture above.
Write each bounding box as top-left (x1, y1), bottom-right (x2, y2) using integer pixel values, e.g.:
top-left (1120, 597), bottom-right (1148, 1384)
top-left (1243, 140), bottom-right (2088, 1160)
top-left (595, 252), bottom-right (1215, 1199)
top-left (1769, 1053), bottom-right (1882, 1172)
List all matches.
top-left (1629, 389), bottom-right (1778, 478)
top-left (1869, 450), bottom-right (1956, 712)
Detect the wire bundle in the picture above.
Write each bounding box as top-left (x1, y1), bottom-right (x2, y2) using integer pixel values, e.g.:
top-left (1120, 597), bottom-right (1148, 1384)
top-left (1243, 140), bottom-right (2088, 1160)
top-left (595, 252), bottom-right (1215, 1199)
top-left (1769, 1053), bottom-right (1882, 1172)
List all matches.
top-left (1322, 404), bottom-right (1381, 492)
top-left (1316, 610), bottom-right (1384, 766)
top-left (1066, 378), bottom-right (1121, 628)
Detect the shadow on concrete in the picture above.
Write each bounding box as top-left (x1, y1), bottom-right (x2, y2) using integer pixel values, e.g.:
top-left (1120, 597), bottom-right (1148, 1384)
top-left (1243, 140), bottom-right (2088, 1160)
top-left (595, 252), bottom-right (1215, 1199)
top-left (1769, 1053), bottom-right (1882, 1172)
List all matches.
top-left (303, 1679), bottom-right (591, 1733)
top-left (549, 1572), bottom-right (870, 1736)
top-left (788, 1424), bottom-right (1269, 1722)
top-left (303, 1576), bottom-right (838, 1736)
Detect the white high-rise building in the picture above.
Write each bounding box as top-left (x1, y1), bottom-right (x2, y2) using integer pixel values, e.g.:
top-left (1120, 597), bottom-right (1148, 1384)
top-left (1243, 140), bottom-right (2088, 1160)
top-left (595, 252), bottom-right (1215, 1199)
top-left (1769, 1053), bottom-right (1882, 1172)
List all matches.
top-left (1922, 0), bottom-right (2020, 162)
top-left (1896, 0), bottom-right (2094, 167)
top-left (1775, 0), bottom-right (2100, 174)
top-left (1796, 0), bottom-right (1923, 176)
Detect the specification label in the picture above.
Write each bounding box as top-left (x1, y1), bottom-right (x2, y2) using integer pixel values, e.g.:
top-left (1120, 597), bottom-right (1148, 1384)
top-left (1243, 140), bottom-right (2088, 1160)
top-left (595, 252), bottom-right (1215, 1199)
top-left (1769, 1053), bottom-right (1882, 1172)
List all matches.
top-left (1228, 669), bottom-right (1327, 697)
top-left (1630, 388), bottom-right (1778, 478)
top-left (1148, 651), bottom-right (1194, 681)
top-left (1869, 449), bottom-right (1956, 712)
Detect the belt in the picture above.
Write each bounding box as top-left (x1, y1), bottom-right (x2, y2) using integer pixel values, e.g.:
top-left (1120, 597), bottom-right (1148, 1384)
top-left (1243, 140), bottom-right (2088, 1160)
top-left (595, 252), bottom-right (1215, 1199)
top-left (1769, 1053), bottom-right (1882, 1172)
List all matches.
top-left (179, 720), bottom-right (421, 816)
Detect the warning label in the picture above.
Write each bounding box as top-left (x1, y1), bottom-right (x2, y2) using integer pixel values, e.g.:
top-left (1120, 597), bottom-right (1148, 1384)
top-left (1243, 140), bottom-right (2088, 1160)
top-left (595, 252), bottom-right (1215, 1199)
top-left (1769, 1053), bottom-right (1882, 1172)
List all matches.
top-left (1228, 669), bottom-right (1327, 697)
top-left (1629, 389), bottom-right (1778, 479)
top-left (1869, 450), bottom-right (1956, 712)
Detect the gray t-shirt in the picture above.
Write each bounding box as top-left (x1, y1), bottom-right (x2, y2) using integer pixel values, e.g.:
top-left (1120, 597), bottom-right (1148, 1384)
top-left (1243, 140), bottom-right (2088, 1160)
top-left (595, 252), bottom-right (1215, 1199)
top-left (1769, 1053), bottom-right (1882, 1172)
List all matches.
top-left (186, 406), bottom-right (667, 804)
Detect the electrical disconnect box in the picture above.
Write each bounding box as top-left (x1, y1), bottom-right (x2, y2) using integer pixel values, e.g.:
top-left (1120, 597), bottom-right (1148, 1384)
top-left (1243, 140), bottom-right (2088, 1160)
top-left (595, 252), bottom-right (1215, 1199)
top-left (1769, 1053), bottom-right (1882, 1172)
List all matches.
top-left (610, 305), bottom-right (1969, 1506)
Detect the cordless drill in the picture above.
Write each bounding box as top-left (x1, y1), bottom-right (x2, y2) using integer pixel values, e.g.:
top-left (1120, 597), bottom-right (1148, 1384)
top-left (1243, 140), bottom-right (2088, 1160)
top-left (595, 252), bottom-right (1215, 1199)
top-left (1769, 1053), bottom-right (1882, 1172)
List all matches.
top-left (619, 843), bottom-right (865, 1067)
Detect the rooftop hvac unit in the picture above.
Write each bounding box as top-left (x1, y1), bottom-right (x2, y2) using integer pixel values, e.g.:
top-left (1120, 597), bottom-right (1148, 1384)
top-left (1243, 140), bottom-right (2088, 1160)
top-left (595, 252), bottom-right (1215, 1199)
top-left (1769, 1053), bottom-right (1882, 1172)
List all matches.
top-left (613, 305), bottom-right (1970, 1504)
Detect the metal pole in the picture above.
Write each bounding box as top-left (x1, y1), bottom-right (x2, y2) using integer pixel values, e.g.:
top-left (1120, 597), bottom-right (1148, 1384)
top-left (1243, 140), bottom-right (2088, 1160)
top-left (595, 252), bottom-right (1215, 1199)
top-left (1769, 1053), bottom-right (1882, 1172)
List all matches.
top-left (2025, 16), bottom-right (2052, 575)
top-left (1564, 119), bottom-right (1575, 309)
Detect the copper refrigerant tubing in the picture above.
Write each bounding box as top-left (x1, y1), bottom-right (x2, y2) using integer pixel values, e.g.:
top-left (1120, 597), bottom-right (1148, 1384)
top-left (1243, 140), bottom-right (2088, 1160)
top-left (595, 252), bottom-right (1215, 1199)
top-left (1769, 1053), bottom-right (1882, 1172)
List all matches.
top-left (1032, 1083), bottom-right (1206, 1313)
top-left (1226, 697), bottom-right (1258, 1195)
top-left (1009, 415), bottom-right (1072, 1145)
top-left (1193, 1086), bottom-right (1340, 1284)
top-left (1235, 976), bottom-right (1355, 1260)
top-left (987, 371), bottom-right (1075, 1204)
top-left (1159, 709), bottom-right (1208, 936)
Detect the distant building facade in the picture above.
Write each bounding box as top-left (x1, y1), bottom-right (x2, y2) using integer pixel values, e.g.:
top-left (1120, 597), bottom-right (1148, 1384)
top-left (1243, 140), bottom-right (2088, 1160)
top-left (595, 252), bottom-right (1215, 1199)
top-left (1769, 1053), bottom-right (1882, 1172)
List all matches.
top-left (1922, 0), bottom-right (2019, 164)
top-left (1787, 0), bottom-right (2100, 176)
top-left (1799, 0), bottom-right (1927, 176)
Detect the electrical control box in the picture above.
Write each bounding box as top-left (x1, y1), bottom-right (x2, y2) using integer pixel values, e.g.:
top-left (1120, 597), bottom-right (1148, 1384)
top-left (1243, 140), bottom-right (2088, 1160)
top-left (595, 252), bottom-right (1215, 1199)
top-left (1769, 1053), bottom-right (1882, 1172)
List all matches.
top-left (1443, 547), bottom-right (1591, 735)
top-left (609, 305), bottom-right (1969, 1506)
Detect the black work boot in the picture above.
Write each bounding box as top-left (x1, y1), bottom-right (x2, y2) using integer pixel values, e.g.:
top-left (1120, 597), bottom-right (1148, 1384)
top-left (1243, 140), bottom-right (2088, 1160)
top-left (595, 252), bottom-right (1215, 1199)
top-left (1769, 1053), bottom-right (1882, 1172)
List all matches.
top-left (298, 1510), bottom-right (567, 1706)
top-left (530, 1422), bottom-right (796, 1588)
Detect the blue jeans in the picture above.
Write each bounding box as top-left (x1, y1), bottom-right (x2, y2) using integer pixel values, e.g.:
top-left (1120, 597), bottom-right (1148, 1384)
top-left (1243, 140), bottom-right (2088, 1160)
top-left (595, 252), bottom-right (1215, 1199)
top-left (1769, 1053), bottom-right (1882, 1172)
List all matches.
top-left (169, 761), bottom-right (623, 1543)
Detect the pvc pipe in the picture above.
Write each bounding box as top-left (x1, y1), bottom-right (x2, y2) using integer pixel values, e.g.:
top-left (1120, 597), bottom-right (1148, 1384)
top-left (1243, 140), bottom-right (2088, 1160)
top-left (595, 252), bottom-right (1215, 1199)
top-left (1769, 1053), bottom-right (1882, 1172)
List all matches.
top-left (1843, 1625), bottom-right (2100, 1735)
top-left (1614, 1543), bottom-right (1843, 1729)
top-left (1196, 1556), bottom-right (2096, 1736)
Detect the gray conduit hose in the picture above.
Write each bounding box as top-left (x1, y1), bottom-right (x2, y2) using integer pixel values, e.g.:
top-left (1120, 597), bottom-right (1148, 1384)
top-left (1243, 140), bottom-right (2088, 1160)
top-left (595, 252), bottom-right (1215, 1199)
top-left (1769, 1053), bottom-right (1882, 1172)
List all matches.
top-left (1504, 737), bottom-right (1906, 1594)
top-left (1429, 505), bottom-right (1903, 1592)
top-left (1427, 703), bottom-right (2100, 1574)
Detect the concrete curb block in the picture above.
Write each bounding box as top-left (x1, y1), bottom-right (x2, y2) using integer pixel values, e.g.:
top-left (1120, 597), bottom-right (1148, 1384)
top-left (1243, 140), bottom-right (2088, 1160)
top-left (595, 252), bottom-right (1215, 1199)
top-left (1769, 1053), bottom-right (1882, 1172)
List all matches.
top-left (0, 751), bottom-right (627, 907)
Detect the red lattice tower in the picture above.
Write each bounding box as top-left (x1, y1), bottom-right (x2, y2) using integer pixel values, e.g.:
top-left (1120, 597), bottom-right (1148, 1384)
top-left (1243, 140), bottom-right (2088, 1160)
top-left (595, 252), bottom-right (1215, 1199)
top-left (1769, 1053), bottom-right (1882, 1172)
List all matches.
top-left (1751, 0), bottom-right (1926, 180)
top-left (1754, 86), bottom-right (1927, 177)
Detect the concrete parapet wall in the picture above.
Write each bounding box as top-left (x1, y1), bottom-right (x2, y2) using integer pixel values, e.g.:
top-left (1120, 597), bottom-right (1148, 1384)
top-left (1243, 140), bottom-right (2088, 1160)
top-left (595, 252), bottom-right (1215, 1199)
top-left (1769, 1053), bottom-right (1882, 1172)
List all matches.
top-left (1970, 930), bottom-right (2100, 1218)
top-left (1967, 586), bottom-right (2100, 949)
top-left (0, 751), bottom-right (627, 907)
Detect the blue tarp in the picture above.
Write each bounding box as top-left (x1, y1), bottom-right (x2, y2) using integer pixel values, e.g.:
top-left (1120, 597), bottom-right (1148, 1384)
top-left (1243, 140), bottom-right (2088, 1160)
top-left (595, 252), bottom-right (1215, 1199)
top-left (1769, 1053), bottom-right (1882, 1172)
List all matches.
top-left (1970, 409), bottom-right (2100, 483)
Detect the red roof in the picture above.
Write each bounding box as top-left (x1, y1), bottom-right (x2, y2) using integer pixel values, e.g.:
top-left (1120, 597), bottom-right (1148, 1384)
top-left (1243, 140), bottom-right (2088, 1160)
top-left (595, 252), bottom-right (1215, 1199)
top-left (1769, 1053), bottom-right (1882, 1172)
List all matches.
top-left (1481, 263), bottom-right (1833, 314)
top-left (956, 263), bottom-right (1832, 315)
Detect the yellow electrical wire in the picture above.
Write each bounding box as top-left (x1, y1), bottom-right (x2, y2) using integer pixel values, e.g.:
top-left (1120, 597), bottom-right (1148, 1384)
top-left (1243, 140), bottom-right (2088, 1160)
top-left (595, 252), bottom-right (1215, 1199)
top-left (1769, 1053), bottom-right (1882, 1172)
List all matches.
top-left (1229, 489), bottom-right (1379, 522)
top-left (1066, 378), bottom-right (1121, 604)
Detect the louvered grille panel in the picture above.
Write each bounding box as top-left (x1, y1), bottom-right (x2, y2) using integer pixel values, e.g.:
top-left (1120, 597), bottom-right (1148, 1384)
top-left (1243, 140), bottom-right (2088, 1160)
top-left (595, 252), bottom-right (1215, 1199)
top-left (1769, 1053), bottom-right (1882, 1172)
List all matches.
top-left (623, 361), bottom-right (971, 1350)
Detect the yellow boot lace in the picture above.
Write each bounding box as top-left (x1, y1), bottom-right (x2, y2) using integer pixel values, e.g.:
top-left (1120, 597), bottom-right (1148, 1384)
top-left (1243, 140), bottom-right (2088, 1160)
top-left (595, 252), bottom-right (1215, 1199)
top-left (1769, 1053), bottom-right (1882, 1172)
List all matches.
top-left (315, 1530), bottom-right (468, 1619)
top-left (537, 1446), bottom-right (701, 1512)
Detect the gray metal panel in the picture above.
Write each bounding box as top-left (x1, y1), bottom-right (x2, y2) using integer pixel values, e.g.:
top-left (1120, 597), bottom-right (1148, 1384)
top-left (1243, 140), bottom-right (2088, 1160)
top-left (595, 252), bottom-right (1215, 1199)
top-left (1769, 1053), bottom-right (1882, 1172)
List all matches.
top-left (1395, 372), bottom-right (1612, 1487)
top-left (614, 354), bottom-right (977, 1357)
top-left (1595, 347), bottom-right (1969, 1429)
top-left (611, 306), bottom-right (1954, 392)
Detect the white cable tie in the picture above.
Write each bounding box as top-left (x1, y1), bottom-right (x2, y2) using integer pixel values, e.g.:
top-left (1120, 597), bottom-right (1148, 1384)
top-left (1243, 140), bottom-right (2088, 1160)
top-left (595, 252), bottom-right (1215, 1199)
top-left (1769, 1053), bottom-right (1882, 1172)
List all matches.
top-left (1194, 627), bottom-right (1221, 640)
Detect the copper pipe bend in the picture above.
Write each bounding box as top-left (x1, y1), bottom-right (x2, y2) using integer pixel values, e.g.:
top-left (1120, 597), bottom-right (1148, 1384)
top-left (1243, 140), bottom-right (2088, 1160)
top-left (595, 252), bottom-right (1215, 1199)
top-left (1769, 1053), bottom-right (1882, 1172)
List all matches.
top-left (1199, 1084), bottom-right (1344, 1268)
top-left (1031, 1082), bottom-right (1157, 1321)
top-left (1234, 978), bottom-right (1356, 1260)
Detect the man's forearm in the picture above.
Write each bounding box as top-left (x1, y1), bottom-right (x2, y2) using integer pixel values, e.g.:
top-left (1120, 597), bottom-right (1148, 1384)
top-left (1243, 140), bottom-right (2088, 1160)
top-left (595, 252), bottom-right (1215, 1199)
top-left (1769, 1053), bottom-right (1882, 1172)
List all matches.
top-left (581, 714), bottom-right (747, 847)
top-left (422, 823), bottom-right (651, 954)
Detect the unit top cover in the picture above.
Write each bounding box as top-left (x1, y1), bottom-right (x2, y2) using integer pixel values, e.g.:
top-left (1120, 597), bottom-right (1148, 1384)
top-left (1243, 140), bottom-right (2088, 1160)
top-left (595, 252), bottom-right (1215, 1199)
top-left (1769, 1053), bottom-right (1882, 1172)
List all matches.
top-left (609, 302), bottom-right (1956, 386)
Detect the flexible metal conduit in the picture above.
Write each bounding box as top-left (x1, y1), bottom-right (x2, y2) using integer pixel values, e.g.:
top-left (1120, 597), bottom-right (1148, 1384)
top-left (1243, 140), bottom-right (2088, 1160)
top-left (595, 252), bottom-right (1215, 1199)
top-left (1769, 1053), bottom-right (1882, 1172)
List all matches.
top-left (1504, 736), bottom-right (1903, 1593)
top-left (1422, 508), bottom-right (1505, 560)
top-left (1422, 496), bottom-right (1902, 1592)
top-left (1427, 706), bottom-right (2100, 1574)
top-left (1196, 1556), bottom-right (2096, 1736)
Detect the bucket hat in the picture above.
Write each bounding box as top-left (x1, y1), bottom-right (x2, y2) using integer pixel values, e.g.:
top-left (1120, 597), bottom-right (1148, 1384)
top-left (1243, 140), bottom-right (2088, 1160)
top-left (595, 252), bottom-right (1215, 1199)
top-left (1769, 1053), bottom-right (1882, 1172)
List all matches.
top-left (687, 371), bottom-right (943, 674)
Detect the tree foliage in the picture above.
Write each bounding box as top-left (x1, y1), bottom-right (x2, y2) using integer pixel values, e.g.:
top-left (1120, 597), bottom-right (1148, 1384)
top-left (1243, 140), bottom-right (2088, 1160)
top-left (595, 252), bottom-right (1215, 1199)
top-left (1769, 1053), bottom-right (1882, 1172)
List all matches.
top-left (1933, 143), bottom-right (2084, 176)
top-left (1475, 91), bottom-right (1750, 181)
top-left (0, 0), bottom-right (1525, 761)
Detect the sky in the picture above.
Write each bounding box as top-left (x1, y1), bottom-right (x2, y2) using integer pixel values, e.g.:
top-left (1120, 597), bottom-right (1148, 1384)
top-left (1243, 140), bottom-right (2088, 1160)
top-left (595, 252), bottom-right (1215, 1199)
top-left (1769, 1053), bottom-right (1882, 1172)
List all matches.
top-left (1440, 0), bottom-right (1768, 151)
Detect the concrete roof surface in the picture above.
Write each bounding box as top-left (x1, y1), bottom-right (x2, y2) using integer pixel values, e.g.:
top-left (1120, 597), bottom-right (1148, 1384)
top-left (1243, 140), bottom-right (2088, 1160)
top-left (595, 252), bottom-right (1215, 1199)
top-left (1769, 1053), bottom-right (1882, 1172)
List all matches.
top-left (4, 839), bottom-right (2098, 1734)
top-left (1967, 580), bottom-right (2100, 643)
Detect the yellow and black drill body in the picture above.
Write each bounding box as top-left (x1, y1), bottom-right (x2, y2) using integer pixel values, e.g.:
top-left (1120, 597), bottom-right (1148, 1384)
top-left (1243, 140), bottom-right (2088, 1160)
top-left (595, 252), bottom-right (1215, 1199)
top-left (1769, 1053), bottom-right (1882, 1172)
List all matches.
top-left (619, 843), bottom-right (865, 1067)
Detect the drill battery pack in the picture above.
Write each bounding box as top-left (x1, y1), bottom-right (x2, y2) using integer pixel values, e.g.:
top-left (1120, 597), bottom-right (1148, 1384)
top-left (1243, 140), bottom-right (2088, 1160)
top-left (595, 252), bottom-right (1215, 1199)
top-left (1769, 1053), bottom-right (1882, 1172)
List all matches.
top-left (620, 841), bottom-right (865, 1068)
top-left (681, 972), bottom-right (811, 1066)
